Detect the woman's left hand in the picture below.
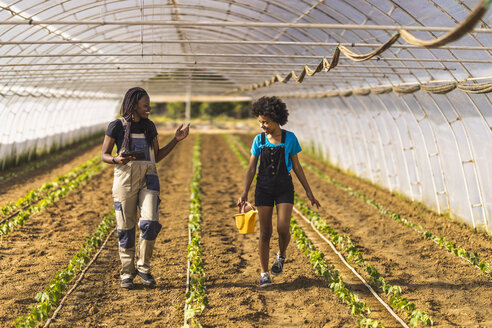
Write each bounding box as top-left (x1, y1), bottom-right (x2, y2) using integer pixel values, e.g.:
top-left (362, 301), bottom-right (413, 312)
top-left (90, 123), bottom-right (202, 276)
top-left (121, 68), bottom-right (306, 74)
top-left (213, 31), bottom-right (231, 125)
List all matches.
top-left (307, 191), bottom-right (321, 209)
top-left (175, 123), bottom-right (190, 141)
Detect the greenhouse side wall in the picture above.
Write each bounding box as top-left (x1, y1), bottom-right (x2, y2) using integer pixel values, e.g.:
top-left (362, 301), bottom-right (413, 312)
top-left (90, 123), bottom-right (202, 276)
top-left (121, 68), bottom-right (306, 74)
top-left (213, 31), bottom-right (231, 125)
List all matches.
top-left (285, 94), bottom-right (492, 234)
top-left (0, 96), bottom-right (120, 170)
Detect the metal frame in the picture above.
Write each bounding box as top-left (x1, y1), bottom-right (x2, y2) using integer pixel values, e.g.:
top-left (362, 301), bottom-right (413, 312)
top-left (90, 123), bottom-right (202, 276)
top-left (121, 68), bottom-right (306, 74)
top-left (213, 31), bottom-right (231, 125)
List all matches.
top-left (0, 0), bottom-right (490, 232)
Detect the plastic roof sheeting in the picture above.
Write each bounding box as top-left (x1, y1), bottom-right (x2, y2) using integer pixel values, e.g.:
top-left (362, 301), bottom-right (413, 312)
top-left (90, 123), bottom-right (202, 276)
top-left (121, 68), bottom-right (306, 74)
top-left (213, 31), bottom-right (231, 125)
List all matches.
top-left (0, 0), bottom-right (491, 231)
top-left (0, 0), bottom-right (490, 96)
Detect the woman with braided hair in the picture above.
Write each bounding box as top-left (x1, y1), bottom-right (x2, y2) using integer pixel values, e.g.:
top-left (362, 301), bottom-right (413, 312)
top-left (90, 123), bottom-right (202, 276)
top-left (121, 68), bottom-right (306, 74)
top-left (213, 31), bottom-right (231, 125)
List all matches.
top-left (102, 87), bottom-right (190, 288)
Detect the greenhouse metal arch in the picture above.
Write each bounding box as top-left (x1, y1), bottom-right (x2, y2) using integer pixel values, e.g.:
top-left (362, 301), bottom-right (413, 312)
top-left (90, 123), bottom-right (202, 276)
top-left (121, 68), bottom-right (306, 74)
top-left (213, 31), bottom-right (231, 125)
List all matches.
top-left (1, 0), bottom-right (489, 232)
top-left (0, 1), bottom-right (492, 326)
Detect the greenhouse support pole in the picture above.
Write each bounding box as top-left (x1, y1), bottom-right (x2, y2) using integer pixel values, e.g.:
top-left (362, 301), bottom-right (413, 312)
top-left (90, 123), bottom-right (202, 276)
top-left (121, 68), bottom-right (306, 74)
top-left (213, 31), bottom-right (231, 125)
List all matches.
top-left (400, 97), bottom-right (443, 213)
top-left (353, 96), bottom-right (395, 192)
top-left (336, 97), bottom-right (376, 183)
top-left (433, 95), bottom-right (488, 230)
top-left (0, 99), bottom-right (9, 167)
top-left (326, 98), bottom-right (357, 175)
top-left (301, 103), bottom-right (314, 153)
top-left (4, 20), bottom-right (492, 33)
top-left (6, 97), bottom-right (21, 166)
top-left (372, 94), bottom-right (422, 199)
top-left (313, 99), bottom-right (330, 161)
top-left (185, 96), bottom-right (191, 122)
top-left (3, 39), bottom-right (492, 51)
top-left (305, 103), bottom-right (321, 156)
top-left (424, 93), bottom-right (478, 228)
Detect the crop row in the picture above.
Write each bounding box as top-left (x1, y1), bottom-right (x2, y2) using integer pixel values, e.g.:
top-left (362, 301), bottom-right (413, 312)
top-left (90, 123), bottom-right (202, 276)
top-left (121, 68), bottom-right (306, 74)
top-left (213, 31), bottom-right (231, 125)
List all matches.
top-left (301, 160), bottom-right (491, 279)
top-left (230, 134), bottom-right (433, 326)
top-left (0, 155), bottom-right (99, 220)
top-left (224, 134), bottom-right (388, 327)
top-left (183, 134), bottom-right (208, 328)
top-left (0, 156), bottom-right (104, 238)
top-left (290, 219), bottom-right (385, 327)
top-left (294, 195), bottom-right (433, 327)
top-left (0, 133), bottom-right (103, 183)
top-left (232, 132), bottom-right (488, 278)
top-left (14, 212), bottom-right (115, 328)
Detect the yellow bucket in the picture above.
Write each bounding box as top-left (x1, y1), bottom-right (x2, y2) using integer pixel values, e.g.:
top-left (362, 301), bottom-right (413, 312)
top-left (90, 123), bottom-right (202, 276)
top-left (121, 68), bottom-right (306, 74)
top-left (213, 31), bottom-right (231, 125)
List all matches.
top-left (235, 203), bottom-right (257, 234)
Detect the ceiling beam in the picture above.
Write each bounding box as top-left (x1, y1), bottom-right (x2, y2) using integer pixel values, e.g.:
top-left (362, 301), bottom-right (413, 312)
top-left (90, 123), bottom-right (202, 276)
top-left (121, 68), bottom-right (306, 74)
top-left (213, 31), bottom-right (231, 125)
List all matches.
top-left (1, 20), bottom-right (491, 33)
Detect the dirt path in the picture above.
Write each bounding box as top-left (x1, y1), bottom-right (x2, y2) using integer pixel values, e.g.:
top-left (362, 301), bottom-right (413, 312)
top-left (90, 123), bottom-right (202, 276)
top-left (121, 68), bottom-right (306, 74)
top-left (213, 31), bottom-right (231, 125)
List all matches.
top-left (3, 131), bottom-right (491, 327)
top-left (236, 133), bottom-right (492, 327)
top-left (297, 168), bottom-right (492, 326)
top-left (198, 134), bottom-right (356, 327)
top-left (50, 134), bottom-right (194, 328)
top-left (0, 164), bottom-right (114, 326)
top-left (0, 141), bottom-right (103, 207)
top-left (301, 153), bottom-right (492, 265)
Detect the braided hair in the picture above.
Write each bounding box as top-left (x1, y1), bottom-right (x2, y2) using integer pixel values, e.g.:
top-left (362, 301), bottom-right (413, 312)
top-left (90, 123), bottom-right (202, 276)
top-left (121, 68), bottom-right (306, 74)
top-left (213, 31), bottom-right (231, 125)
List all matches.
top-left (121, 87), bottom-right (155, 151)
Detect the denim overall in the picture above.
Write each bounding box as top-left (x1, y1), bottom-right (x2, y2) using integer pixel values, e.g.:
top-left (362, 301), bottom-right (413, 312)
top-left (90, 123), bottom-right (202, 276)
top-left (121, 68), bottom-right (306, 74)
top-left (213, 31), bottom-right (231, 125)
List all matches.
top-left (255, 130), bottom-right (294, 205)
top-left (112, 118), bottom-right (161, 280)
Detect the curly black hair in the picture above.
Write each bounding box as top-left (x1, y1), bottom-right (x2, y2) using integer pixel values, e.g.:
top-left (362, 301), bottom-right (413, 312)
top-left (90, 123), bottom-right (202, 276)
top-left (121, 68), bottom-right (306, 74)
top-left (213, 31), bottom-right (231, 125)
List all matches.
top-left (251, 96), bottom-right (289, 125)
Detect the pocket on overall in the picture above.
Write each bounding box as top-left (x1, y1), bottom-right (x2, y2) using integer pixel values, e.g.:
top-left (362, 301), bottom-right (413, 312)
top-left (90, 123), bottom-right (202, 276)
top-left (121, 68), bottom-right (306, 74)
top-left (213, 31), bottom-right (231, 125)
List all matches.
top-left (114, 201), bottom-right (125, 228)
top-left (131, 138), bottom-right (150, 161)
top-left (145, 174), bottom-right (160, 191)
top-left (256, 176), bottom-right (276, 193)
top-left (113, 164), bottom-right (132, 193)
top-left (278, 176), bottom-right (294, 191)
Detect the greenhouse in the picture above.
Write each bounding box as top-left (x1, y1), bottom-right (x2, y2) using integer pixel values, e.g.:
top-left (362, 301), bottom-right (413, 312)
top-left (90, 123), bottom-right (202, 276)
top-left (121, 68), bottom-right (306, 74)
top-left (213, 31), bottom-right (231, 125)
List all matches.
top-left (0, 1), bottom-right (491, 327)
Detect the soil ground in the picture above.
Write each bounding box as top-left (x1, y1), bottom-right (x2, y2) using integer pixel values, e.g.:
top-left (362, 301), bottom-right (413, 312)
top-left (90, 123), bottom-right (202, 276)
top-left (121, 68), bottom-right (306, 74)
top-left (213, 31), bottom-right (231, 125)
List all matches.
top-left (198, 134), bottom-right (357, 328)
top-left (0, 137), bottom-right (103, 207)
top-left (0, 131), bottom-right (490, 327)
top-left (50, 133), bottom-right (193, 328)
top-left (236, 132), bottom-right (492, 327)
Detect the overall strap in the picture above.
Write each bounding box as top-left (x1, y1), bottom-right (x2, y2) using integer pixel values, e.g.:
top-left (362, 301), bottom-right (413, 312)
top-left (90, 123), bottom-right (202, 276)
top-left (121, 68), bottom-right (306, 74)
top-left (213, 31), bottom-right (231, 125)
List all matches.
top-left (261, 132), bottom-right (265, 145)
top-left (281, 130), bottom-right (286, 144)
top-left (118, 118), bottom-right (128, 153)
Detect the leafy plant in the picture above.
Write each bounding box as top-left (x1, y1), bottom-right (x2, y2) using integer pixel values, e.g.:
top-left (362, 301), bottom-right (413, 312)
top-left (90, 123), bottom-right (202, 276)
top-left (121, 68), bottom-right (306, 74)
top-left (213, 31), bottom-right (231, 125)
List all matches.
top-left (224, 134), bottom-right (385, 327)
top-left (183, 134), bottom-right (208, 328)
top-left (301, 160), bottom-right (491, 279)
top-left (0, 133), bottom-right (103, 183)
top-left (294, 195), bottom-right (433, 326)
top-left (14, 212), bottom-right (115, 327)
top-left (0, 156), bottom-right (104, 238)
top-left (291, 220), bottom-right (385, 327)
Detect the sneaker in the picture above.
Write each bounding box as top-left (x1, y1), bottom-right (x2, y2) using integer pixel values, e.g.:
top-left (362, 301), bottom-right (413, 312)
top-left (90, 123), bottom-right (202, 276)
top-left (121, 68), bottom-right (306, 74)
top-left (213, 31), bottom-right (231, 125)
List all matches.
top-left (121, 277), bottom-right (134, 289)
top-left (259, 272), bottom-right (272, 287)
top-left (271, 254), bottom-right (286, 275)
top-left (136, 270), bottom-right (156, 286)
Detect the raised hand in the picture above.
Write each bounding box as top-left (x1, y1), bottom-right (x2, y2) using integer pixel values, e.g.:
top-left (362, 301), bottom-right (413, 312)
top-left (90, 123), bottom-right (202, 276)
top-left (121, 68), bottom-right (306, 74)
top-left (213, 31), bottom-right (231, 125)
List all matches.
top-left (175, 123), bottom-right (190, 141)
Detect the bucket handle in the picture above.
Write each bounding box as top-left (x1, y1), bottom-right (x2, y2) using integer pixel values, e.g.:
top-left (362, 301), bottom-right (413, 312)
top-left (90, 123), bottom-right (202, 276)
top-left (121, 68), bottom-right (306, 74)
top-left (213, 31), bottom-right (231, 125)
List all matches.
top-left (239, 201), bottom-right (256, 213)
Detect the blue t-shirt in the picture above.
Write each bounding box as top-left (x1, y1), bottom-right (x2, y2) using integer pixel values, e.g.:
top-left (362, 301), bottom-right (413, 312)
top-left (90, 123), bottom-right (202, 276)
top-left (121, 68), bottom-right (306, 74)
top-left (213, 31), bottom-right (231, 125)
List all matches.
top-left (250, 130), bottom-right (302, 172)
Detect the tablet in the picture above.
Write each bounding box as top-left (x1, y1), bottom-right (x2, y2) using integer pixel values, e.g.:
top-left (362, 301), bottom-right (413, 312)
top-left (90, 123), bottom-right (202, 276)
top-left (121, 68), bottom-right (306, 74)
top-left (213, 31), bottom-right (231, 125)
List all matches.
top-left (121, 150), bottom-right (146, 160)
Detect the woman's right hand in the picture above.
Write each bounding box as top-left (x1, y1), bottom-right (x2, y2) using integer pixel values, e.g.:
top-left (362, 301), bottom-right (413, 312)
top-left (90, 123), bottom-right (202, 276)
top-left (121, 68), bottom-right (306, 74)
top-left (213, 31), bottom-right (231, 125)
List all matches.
top-left (114, 154), bottom-right (135, 165)
top-left (237, 195), bottom-right (247, 207)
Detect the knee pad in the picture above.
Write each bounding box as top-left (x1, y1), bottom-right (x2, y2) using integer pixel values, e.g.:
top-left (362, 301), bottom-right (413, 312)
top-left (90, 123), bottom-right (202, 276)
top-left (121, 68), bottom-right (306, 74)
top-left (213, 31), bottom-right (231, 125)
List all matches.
top-left (139, 220), bottom-right (162, 240)
top-left (117, 226), bottom-right (136, 249)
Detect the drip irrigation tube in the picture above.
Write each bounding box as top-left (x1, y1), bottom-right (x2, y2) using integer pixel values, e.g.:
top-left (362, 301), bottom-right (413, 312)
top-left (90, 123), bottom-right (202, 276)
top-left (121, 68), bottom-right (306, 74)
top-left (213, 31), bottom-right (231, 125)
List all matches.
top-left (183, 222), bottom-right (192, 327)
top-left (0, 161), bottom-right (100, 225)
top-left (43, 227), bottom-right (117, 328)
top-left (293, 206), bottom-right (409, 328)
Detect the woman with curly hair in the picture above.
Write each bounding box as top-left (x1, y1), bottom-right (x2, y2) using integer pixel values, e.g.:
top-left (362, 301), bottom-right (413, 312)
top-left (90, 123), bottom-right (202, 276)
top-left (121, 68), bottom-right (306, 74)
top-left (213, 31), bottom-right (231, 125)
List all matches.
top-left (238, 96), bottom-right (320, 287)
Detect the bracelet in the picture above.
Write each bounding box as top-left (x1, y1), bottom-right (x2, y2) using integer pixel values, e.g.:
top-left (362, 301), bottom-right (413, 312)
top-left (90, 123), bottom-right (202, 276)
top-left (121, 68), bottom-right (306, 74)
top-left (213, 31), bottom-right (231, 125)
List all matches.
top-left (112, 157), bottom-right (116, 164)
